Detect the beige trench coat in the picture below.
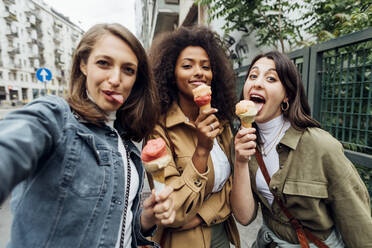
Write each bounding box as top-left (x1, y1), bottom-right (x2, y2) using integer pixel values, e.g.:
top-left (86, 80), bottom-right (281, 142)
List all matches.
top-left (146, 102), bottom-right (240, 248)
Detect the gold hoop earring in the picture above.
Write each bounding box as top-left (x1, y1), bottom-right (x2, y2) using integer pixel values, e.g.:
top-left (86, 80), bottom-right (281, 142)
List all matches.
top-left (281, 101), bottom-right (289, 111)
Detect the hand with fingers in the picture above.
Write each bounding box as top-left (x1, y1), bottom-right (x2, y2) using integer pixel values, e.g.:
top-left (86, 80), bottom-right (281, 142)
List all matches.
top-left (234, 127), bottom-right (257, 164)
top-left (194, 108), bottom-right (220, 152)
top-left (192, 108), bottom-right (220, 173)
top-left (141, 186), bottom-right (175, 231)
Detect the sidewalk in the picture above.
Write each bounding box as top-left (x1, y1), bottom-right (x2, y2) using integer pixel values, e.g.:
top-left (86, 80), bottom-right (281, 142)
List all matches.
top-left (0, 107), bottom-right (19, 120)
top-left (0, 197), bottom-right (12, 248)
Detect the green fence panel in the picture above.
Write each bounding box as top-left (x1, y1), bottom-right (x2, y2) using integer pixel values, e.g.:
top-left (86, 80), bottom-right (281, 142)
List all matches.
top-left (308, 28), bottom-right (372, 168)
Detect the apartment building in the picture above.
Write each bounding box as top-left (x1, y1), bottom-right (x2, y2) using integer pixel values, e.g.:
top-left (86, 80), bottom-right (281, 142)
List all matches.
top-left (0, 0), bottom-right (84, 106)
top-left (135, 0), bottom-right (261, 69)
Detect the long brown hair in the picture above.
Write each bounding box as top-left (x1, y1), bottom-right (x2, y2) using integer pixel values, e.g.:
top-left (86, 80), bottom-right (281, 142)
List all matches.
top-left (149, 25), bottom-right (236, 123)
top-left (67, 23), bottom-right (159, 141)
top-left (244, 51), bottom-right (320, 130)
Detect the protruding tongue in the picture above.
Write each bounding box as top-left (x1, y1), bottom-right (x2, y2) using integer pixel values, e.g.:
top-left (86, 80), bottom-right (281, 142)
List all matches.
top-left (254, 102), bottom-right (264, 113)
top-left (111, 94), bottom-right (124, 104)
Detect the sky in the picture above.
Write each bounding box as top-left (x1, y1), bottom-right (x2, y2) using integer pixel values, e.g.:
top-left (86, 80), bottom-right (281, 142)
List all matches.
top-left (41, 0), bottom-right (136, 33)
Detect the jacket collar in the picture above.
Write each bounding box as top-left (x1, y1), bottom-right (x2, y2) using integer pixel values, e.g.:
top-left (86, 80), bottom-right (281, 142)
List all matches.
top-left (279, 126), bottom-right (303, 150)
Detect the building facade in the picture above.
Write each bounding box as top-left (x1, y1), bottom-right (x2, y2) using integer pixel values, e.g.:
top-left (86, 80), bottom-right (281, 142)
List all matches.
top-left (135, 0), bottom-right (263, 69)
top-left (0, 0), bottom-right (84, 106)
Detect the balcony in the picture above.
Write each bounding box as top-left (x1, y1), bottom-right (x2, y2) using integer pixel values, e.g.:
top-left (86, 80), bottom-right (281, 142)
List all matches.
top-left (55, 48), bottom-right (64, 55)
top-left (53, 23), bottom-right (63, 33)
top-left (151, 0), bottom-right (179, 40)
top-left (71, 32), bottom-right (80, 42)
top-left (4, 0), bottom-right (16, 5)
top-left (165, 0), bottom-right (179, 3)
top-left (4, 12), bottom-right (18, 22)
top-left (6, 29), bottom-right (18, 39)
top-left (8, 47), bottom-right (20, 56)
top-left (36, 41), bottom-right (44, 50)
top-left (53, 37), bottom-right (61, 45)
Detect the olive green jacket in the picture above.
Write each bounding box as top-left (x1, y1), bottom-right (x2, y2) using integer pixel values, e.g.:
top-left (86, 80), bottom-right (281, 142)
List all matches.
top-left (248, 126), bottom-right (372, 247)
top-left (147, 102), bottom-right (240, 248)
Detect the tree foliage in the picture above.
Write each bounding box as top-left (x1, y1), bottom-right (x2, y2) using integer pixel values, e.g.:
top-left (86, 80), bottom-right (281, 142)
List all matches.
top-left (197, 0), bottom-right (372, 51)
top-left (303, 0), bottom-right (372, 42)
top-left (198, 0), bottom-right (307, 52)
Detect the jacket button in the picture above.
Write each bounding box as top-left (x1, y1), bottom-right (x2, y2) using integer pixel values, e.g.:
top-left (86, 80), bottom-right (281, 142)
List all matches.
top-left (194, 179), bottom-right (202, 187)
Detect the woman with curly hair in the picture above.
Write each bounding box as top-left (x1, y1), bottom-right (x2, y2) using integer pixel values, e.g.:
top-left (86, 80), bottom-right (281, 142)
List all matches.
top-left (146, 25), bottom-right (240, 248)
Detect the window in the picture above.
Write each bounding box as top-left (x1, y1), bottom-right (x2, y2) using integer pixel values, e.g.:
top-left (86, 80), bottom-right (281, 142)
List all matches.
top-left (32, 88), bottom-right (39, 99)
top-left (22, 88), bottom-right (28, 100)
top-left (0, 86), bottom-right (6, 101)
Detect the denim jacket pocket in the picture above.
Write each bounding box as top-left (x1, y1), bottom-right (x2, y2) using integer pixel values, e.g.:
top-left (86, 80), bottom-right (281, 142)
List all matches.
top-left (283, 179), bottom-right (328, 198)
top-left (64, 131), bottom-right (112, 197)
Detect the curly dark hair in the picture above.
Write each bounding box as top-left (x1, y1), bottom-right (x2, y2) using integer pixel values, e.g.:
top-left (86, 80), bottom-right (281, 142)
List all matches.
top-left (149, 25), bottom-right (236, 122)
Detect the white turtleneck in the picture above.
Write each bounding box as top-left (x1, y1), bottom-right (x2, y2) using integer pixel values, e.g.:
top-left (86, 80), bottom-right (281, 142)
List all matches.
top-left (105, 112), bottom-right (139, 248)
top-left (255, 114), bottom-right (290, 205)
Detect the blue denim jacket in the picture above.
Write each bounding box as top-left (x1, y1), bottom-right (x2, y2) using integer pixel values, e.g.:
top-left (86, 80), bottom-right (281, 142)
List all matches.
top-left (0, 96), bottom-right (158, 248)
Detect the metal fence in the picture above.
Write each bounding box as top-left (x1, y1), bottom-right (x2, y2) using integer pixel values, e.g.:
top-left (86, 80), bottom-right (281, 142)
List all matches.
top-left (236, 27), bottom-right (372, 168)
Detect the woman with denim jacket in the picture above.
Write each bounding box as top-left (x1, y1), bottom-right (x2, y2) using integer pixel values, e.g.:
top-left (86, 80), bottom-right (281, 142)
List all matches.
top-left (231, 51), bottom-right (372, 247)
top-left (146, 25), bottom-right (240, 247)
top-left (0, 23), bottom-right (175, 248)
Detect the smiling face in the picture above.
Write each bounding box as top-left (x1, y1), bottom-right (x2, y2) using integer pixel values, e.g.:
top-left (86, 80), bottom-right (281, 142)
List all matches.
top-left (243, 57), bottom-right (287, 123)
top-left (175, 46), bottom-right (213, 103)
top-left (80, 33), bottom-right (138, 112)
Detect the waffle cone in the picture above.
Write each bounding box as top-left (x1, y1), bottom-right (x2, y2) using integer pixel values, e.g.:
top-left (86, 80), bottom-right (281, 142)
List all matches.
top-left (200, 103), bottom-right (211, 111)
top-left (241, 120), bottom-right (252, 128)
top-left (240, 115), bottom-right (255, 128)
top-left (151, 168), bottom-right (165, 184)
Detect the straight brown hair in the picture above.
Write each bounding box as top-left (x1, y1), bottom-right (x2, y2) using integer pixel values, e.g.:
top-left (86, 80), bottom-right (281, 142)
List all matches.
top-left (67, 23), bottom-right (159, 141)
top-left (243, 51), bottom-right (320, 130)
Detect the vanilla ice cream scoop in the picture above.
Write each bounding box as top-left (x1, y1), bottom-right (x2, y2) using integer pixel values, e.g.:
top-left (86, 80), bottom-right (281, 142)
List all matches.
top-left (235, 100), bottom-right (258, 128)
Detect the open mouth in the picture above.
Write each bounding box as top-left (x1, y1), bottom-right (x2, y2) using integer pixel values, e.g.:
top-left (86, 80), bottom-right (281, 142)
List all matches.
top-left (250, 94), bottom-right (265, 112)
top-left (102, 90), bottom-right (124, 104)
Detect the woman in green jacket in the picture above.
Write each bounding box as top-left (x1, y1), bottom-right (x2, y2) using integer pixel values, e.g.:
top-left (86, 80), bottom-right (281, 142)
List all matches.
top-left (231, 51), bottom-right (372, 247)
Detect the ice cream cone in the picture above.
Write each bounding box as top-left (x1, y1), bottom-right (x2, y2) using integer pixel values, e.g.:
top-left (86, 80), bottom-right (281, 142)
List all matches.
top-left (150, 167), bottom-right (166, 194)
top-left (141, 138), bottom-right (171, 195)
top-left (235, 100), bottom-right (258, 128)
top-left (200, 103), bottom-right (211, 112)
top-left (151, 167), bottom-right (165, 184)
top-left (239, 115), bottom-right (255, 128)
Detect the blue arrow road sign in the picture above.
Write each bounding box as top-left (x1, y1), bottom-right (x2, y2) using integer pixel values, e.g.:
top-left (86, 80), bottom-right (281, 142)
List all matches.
top-left (36, 68), bottom-right (52, 82)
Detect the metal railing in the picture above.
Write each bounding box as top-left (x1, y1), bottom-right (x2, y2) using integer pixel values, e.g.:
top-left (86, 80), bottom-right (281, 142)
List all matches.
top-left (288, 27), bottom-right (372, 168)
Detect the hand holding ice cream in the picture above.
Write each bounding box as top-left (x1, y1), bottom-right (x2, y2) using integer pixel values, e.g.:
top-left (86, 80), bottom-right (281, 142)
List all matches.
top-left (192, 84), bottom-right (212, 111)
top-left (235, 100), bottom-right (257, 128)
top-left (141, 138), bottom-right (171, 194)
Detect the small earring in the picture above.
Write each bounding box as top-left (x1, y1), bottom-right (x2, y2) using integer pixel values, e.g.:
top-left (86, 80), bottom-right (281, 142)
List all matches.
top-left (281, 101), bottom-right (289, 111)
